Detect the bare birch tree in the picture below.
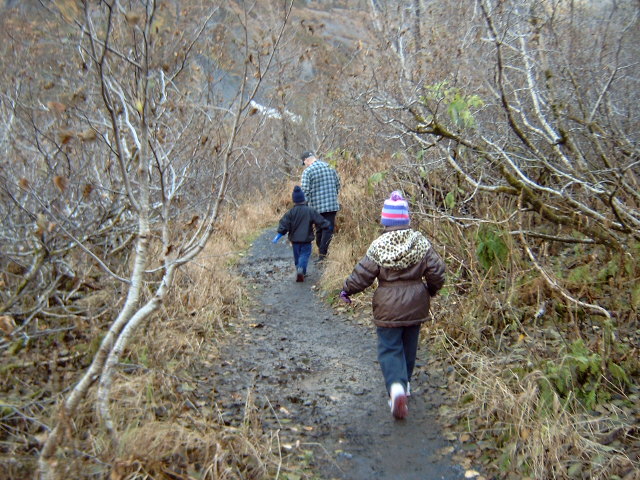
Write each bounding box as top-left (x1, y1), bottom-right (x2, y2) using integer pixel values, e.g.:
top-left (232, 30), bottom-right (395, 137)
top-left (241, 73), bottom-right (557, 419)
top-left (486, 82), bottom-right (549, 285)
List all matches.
top-left (1, 0), bottom-right (293, 477)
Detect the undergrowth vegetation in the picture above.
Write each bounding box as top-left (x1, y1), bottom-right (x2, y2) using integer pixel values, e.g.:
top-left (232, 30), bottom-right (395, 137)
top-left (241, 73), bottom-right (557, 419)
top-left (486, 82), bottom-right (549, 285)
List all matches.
top-left (0, 187), bottom-right (292, 479)
top-left (322, 152), bottom-right (639, 480)
top-left (102, 194), bottom-right (299, 479)
top-left (1, 1), bottom-right (638, 477)
top-left (2, 147), bottom-right (637, 479)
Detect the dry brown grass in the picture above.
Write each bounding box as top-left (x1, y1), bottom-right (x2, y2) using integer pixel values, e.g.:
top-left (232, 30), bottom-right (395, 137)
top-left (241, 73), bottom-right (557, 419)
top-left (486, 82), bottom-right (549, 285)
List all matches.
top-left (7, 151), bottom-right (636, 479)
top-left (437, 336), bottom-right (638, 480)
top-left (318, 153), bottom-right (639, 480)
top-left (42, 172), bottom-right (378, 479)
top-left (36, 186), bottom-right (292, 479)
top-left (318, 153), bottom-right (391, 293)
top-left (113, 391), bottom-right (279, 480)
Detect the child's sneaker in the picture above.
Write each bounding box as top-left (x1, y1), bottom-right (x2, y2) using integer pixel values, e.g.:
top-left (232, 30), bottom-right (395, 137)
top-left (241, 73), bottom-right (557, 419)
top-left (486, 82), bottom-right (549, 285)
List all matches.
top-left (390, 383), bottom-right (408, 419)
top-left (296, 267), bottom-right (304, 282)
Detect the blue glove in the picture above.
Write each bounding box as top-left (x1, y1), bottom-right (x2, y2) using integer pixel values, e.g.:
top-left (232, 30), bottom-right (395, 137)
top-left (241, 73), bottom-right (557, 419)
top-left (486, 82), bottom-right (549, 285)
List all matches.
top-left (339, 290), bottom-right (351, 304)
top-left (272, 233), bottom-right (283, 243)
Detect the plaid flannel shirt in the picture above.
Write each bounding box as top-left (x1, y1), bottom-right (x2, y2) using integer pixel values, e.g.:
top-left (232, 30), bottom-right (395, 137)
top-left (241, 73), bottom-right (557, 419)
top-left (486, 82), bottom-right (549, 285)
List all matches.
top-left (301, 160), bottom-right (341, 213)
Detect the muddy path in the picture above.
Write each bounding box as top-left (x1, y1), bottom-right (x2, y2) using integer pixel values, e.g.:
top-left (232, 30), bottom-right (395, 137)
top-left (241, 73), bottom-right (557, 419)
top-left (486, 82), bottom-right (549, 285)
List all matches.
top-left (202, 229), bottom-right (465, 479)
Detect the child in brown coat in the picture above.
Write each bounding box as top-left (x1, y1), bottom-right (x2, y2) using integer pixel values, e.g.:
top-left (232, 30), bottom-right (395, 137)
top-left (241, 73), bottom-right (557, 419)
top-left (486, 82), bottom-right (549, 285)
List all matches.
top-left (340, 191), bottom-right (446, 419)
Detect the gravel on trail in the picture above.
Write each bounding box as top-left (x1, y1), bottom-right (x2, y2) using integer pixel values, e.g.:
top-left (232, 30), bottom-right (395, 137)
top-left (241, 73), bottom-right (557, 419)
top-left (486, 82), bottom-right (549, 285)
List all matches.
top-left (201, 229), bottom-right (465, 480)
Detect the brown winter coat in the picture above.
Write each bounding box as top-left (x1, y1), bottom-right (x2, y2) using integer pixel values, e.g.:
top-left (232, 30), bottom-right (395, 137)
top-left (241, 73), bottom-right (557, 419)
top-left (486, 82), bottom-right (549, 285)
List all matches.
top-left (342, 227), bottom-right (446, 327)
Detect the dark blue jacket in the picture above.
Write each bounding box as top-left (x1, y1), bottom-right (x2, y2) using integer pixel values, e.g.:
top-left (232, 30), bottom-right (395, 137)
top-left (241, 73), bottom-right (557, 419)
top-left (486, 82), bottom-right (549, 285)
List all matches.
top-left (277, 203), bottom-right (330, 243)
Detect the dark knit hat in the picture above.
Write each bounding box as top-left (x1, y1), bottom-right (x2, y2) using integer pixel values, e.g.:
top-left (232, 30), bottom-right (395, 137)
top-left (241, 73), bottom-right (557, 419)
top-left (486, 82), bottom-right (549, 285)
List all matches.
top-left (381, 191), bottom-right (410, 226)
top-left (292, 185), bottom-right (306, 203)
top-left (300, 151), bottom-right (315, 164)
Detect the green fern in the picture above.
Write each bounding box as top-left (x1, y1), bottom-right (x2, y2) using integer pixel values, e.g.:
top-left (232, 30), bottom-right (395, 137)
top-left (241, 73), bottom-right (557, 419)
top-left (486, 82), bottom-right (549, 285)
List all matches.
top-left (476, 226), bottom-right (509, 271)
top-left (539, 340), bottom-right (629, 410)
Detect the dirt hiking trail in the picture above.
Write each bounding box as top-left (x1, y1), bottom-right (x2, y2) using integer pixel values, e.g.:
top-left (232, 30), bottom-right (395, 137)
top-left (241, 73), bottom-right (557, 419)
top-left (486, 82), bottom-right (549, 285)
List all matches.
top-left (201, 229), bottom-right (466, 479)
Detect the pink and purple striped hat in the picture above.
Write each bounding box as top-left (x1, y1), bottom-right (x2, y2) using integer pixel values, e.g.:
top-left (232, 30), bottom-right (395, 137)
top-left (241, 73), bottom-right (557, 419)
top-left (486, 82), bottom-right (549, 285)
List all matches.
top-left (381, 191), bottom-right (410, 227)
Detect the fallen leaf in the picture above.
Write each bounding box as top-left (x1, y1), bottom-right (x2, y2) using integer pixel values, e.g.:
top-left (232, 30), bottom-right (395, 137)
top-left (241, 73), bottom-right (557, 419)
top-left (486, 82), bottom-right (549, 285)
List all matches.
top-left (185, 215), bottom-right (199, 228)
top-left (82, 184), bottom-right (93, 199)
top-left (78, 129), bottom-right (97, 141)
top-left (0, 316), bottom-right (16, 335)
top-left (453, 453), bottom-right (472, 468)
top-left (47, 101), bottom-right (67, 113)
top-left (438, 446), bottom-right (455, 455)
top-left (59, 130), bottom-right (74, 145)
top-left (53, 175), bottom-right (67, 192)
top-left (465, 470), bottom-right (480, 478)
top-left (125, 11), bottom-right (142, 24)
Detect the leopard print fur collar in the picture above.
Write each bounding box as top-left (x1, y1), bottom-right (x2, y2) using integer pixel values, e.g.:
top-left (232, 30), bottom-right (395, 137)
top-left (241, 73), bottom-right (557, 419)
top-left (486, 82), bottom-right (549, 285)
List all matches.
top-left (366, 229), bottom-right (431, 270)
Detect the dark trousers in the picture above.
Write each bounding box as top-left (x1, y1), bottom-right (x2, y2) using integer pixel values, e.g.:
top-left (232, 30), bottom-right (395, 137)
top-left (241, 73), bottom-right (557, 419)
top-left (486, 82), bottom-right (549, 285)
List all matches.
top-left (292, 242), bottom-right (312, 274)
top-left (376, 324), bottom-right (421, 394)
top-left (316, 211), bottom-right (337, 256)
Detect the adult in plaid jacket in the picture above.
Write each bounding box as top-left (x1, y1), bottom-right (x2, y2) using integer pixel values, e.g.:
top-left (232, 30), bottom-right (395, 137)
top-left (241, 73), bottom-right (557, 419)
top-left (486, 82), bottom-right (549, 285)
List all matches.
top-left (300, 151), bottom-right (341, 259)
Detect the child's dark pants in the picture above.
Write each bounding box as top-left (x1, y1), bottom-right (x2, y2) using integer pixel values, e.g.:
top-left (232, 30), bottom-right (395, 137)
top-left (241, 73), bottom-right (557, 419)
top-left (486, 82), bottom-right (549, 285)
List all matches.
top-left (376, 324), bottom-right (421, 393)
top-left (292, 242), bottom-right (312, 274)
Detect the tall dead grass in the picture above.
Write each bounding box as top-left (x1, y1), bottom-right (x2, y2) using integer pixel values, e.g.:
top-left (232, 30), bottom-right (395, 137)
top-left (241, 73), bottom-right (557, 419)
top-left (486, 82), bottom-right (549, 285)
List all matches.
top-left (438, 336), bottom-right (637, 479)
top-left (66, 185), bottom-right (293, 479)
top-left (113, 391), bottom-right (277, 480)
top-left (317, 153), bottom-right (391, 293)
top-left (321, 153), bottom-right (639, 480)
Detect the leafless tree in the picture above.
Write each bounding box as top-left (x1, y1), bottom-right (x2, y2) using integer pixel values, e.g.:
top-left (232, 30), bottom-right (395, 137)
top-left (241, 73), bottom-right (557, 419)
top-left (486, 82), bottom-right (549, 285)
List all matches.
top-left (0, 0), bottom-right (293, 477)
top-left (365, 0), bottom-right (639, 323)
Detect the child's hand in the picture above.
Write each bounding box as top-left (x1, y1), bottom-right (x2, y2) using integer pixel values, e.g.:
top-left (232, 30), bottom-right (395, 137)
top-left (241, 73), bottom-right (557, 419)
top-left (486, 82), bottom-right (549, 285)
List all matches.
top-left (272, 233), bottom-right (283, 243)
top-left (339, 290), bottom-right (351, 304)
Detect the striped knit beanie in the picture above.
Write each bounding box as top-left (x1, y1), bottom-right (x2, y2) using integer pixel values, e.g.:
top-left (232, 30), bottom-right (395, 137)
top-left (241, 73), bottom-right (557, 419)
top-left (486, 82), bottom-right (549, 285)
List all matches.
top-left (381, 191), bottom-right (410, 226)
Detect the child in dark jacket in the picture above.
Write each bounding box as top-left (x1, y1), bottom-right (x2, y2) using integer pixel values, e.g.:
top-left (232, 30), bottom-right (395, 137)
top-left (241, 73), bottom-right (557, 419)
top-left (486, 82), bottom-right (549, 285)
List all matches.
top-left (340, 191), bottom-right (446, 420)
top-left (273, 186), bottom-right (330, 282)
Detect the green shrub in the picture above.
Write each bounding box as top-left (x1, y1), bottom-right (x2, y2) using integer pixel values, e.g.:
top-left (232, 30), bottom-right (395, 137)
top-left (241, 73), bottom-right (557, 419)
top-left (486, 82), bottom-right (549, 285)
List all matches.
top-left (539, 339), bottom-right (631, 411)
top-left (476, 225), bottom-right (509, 271)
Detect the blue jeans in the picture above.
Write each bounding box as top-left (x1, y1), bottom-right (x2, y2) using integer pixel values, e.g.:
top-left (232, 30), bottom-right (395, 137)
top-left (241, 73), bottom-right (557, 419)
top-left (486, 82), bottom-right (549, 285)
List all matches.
top-left (292, 242), bottom-right (312, 274)
top-left (376, 324), bottom-right (421, 393)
